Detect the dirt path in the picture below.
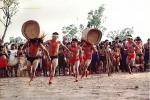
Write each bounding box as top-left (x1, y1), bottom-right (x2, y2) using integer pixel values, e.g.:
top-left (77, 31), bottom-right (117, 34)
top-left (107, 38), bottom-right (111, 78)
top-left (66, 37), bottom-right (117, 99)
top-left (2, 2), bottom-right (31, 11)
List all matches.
top-left (0, 72), bottom-right (149, 100)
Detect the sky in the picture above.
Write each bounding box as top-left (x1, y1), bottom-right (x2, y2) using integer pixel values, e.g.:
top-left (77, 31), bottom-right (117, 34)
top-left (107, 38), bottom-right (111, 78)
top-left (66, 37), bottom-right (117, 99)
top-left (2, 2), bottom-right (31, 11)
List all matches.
top-left (0, 0), bottom-right (150, 43)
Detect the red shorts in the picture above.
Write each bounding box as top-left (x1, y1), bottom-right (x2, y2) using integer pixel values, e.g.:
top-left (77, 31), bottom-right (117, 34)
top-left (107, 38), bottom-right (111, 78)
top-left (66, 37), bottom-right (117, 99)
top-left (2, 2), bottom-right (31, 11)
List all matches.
top-left (128, 53), bottom-right (136, 60)
top-left (83, 56), bottom-right (91, 61)
top-left (69, 58), bottom-right (79, 64)
top-left (0, 58), bottom-right (8, 68)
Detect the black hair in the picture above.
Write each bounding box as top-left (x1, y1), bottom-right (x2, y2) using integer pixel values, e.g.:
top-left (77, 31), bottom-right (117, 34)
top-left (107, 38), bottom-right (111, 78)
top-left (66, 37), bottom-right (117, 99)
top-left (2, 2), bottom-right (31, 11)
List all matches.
top-left (115, 37), bottom-right (119, 40)
top-left (127, 35), bottom-right (132, 37)
top-left (105, 39), bottom-right (109, 42)
top-left (72, 38), bottom-right (78, 42)
top-left (52, 32), bottom-right (59, 35)
top-left (66, 42), bottom-right (71, 45)
top-left (135, 36), bottom-right (141, 41)
top-left (119, 40), bottom-right (122, 43)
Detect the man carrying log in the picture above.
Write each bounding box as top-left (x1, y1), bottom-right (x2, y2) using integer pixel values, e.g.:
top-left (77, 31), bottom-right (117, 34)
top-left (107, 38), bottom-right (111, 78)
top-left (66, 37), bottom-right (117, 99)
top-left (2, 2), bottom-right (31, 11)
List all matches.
top-left (21, 20), bottom-right (50, 84)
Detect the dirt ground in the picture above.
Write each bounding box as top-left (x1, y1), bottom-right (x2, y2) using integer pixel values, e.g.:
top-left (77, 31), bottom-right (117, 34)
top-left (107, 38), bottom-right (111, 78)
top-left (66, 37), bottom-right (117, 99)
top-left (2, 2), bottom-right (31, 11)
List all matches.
top-left (0, 72), bottom-right (149, 100)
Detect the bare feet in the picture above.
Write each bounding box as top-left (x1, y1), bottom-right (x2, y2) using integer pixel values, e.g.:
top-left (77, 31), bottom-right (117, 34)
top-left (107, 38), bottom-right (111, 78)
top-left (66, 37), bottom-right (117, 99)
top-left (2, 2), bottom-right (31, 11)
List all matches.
top-left (85, 70), bottom-right (89, 77)
top-left (48, 81), bottom-right (52, 85)
top-left (28, 80), bottom-right (32, 85)
top-left (48, 76), bottom-right (54, 85)
top-left (129, 71), bottom-right (132, 74)
top-left (74, 79), bottom-right (78, 82)
top-left (28, 77), bottom-right (33, 85)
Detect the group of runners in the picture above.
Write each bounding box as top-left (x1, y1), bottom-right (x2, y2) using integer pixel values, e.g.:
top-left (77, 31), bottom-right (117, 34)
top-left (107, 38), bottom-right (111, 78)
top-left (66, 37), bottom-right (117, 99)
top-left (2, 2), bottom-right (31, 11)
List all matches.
top-left (0, 32), bottom-right (149, 85)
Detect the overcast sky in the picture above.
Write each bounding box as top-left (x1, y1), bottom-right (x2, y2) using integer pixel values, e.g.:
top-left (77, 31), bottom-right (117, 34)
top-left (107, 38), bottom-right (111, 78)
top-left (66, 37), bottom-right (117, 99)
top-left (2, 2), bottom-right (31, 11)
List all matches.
top-left (0, 0), bottom-right (150, 42)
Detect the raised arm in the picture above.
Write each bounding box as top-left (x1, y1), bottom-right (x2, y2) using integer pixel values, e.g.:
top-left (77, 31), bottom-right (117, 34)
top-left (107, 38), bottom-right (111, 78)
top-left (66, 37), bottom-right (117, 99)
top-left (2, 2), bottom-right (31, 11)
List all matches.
top-left (60, 42), bottom-right (70, 52)
top-left (131, 40), bottom-right (142, 53)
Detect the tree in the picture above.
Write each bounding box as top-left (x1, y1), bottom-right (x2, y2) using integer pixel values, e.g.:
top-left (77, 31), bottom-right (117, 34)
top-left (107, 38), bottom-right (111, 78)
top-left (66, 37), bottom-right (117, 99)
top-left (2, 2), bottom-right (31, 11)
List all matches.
top-left (61, 5), bottom-right (106, 42)
top-left (107, 30), bottom-right (120, 41)
top-left (14, 36), bottom-right (22, 43)
top-left (9, 36), bottom-right (23, 44)
top-left (9, 36), bottom-right (14, 43)
top-left (87, 4), bottom-right (106, 32)
top-left (0, 0), bottom-right (19, 41)
top-left (62, 24), bottom-right (84, 42)
top-left (62, 24), bottom-right (78, 36)
top-left (119, 27), bottom-right (134, 40)
top-left (79, 24), bottom-right (84, 32)
top-left (107, 27), bottom-right (134, 41)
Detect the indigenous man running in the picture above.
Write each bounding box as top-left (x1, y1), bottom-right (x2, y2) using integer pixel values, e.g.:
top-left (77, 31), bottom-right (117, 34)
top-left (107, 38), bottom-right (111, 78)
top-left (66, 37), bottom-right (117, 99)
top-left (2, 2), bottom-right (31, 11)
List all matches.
top-left (45, 32), bottom-right (70, 84)
top-left (22, 39), bottom-right (50, 84)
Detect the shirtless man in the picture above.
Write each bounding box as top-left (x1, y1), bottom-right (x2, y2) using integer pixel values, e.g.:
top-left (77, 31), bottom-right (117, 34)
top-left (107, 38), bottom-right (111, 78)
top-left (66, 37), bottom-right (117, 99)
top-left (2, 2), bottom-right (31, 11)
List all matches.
top-left (98, 42), bottom-right (107, 73)
top-left (46, 32), bottom-right (70, 84)
top-left (113, 37), bottom-right (122, 49)
top-left (69, 38), bottom-right (82, 82)
top-left (104, 40), bottom-right (113, 76)
top-left (135, 37), bottom-right (144, 71)
top-left (81, 41), bottom-right (97, 79)
top-left (125, 35), bottom-right (141, 74)
top-left (64, 42), bottom-right (72, 75)
top-left (22, 38), bottom-right (50, 84)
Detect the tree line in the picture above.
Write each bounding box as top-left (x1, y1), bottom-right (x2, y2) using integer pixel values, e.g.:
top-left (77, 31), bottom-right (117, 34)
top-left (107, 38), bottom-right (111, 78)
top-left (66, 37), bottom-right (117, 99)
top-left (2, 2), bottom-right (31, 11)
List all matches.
top-left (0, 0), bottom-right (133, 42)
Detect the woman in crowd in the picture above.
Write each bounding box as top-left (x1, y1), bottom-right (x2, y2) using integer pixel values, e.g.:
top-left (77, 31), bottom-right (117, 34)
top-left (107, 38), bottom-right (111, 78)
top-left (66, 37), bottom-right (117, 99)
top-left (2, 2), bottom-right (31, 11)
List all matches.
top-left (0, 42), bottom-right (8, 77)
top-left (69, 38), bottom-right (82, 82)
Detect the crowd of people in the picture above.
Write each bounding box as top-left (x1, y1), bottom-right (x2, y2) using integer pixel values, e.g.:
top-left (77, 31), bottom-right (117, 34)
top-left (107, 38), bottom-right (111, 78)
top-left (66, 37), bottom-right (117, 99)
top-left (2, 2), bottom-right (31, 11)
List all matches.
top-left (0, 33), bottom-right (149, 84)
